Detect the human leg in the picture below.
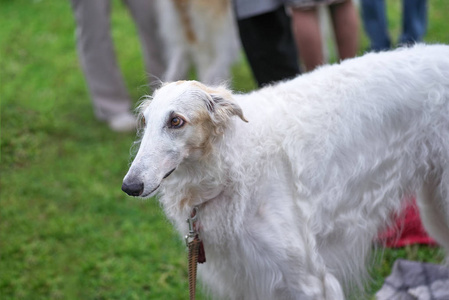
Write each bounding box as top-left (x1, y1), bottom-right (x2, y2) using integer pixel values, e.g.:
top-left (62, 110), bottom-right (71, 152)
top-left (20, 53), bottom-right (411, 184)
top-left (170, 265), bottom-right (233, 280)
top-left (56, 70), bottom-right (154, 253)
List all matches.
top-left (360, 0), bottom-right (391, 51)
top-left (69, 0), bottom-right (132, 122)
top-left (329, 0), bottom-right (359, 60)
top-left (291, 6), bottom-right (324, 71)
top-left (399, 0), bottom-right (428, 45)
top-left (236, 6), bottom-right (301, 87)
top-left (125, 0), bottom-right (167, 88)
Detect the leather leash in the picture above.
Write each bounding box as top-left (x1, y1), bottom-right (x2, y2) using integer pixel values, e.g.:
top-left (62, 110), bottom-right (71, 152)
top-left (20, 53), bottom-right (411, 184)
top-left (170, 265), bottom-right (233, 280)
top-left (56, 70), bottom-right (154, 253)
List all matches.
top-left (185, 207), bottom-right (206, 300)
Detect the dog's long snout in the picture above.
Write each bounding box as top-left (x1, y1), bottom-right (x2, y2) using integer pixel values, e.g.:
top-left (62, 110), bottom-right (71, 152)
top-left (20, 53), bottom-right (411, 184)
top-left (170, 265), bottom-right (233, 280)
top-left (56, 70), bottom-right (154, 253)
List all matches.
top-left (122, 180), bottom-right (144, 197)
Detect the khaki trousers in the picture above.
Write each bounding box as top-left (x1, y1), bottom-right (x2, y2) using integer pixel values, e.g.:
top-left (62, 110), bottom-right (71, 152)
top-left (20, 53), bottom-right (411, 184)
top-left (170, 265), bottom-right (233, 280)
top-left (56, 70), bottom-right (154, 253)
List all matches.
top-left (70, 0), bottom-right (166, 119)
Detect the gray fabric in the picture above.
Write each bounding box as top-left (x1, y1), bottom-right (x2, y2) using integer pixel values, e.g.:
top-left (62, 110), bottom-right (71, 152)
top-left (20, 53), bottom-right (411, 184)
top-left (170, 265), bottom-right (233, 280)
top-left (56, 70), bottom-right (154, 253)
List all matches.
top-left (285, 0), bottom-right (346, 8)
top-left (233, 0), bottom-right (347, 19)
top-left (70, 0), bottom-right (166, 120)
top-left (233, 0), bottom-right (283, 19)
top-left (376, 259), bottom-right (449, 300)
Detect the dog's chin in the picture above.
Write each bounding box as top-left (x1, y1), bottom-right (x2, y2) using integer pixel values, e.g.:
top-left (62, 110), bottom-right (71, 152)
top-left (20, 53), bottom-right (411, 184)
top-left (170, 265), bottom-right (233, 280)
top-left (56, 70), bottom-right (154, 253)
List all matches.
top-left (140, 184), bottom-right (160, 198)
top-left (139, 169), bottom-right (176, 198)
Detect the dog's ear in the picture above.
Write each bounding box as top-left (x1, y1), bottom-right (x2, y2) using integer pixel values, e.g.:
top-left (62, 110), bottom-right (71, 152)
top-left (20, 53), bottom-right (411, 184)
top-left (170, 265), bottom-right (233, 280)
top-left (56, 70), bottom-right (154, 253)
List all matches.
top-left (205, 91), bottom-right (248, 126)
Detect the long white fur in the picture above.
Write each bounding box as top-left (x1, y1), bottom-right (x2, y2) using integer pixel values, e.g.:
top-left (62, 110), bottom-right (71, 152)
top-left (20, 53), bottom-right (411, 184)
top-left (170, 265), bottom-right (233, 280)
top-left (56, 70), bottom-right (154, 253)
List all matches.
top-left (155, 0), bottom-right (240, 85)
top-left (123, 44), bottom-right (449, 299)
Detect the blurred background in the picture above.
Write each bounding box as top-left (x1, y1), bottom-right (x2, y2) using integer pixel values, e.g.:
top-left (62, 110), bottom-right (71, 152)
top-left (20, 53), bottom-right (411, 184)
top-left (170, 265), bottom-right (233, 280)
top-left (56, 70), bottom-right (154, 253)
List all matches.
top-left (1, 0), bottom-right (448, 299)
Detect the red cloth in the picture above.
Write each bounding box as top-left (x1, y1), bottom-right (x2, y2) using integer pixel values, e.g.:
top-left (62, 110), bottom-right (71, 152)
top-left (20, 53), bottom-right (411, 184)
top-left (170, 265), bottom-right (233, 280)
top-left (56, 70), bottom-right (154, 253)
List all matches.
top-left (377, 198), bottom-right (436, 247)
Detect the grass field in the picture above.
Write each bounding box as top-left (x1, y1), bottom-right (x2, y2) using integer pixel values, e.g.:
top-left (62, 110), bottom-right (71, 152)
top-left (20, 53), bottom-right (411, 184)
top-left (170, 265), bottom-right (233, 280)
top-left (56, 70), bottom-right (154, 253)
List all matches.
top-left (1, 0), bottom-right (448, 299)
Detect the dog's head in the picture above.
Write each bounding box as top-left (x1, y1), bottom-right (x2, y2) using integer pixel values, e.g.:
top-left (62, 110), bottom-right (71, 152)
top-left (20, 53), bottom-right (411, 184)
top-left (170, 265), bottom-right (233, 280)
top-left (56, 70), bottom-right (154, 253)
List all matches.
top-left (122, 80), bottom-right (247, 198)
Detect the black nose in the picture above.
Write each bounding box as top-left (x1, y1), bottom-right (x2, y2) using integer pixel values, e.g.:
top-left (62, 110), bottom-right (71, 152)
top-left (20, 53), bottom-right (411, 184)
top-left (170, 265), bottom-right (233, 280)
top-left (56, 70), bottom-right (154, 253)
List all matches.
top-left (122, 181), bottom-right (144, 197)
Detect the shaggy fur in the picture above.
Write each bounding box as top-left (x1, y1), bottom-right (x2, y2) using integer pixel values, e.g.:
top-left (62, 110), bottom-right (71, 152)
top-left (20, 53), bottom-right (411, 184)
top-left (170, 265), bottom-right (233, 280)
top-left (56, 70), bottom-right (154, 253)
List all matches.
top-left (122, 44), bottom-right (449, 299)
top-left (155, 0), bottom-right (239, 85)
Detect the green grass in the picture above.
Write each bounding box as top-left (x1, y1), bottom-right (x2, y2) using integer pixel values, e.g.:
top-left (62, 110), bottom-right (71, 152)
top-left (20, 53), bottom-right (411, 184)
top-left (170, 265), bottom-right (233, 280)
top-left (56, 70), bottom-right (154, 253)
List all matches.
top-left (0, 0), bottom-right (447, 299)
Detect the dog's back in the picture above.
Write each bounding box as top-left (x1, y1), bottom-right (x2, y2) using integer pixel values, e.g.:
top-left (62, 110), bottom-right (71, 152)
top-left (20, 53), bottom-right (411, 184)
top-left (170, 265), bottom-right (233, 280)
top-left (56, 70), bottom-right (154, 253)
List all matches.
top-left (236, 45), bottom-right (449, 183)
top-left (231, 44), bottom-right (449, 290)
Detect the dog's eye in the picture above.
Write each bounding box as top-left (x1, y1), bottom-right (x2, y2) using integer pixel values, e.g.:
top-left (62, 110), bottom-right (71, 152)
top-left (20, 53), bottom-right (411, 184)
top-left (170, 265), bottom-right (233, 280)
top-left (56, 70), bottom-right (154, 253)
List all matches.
top-left (141, 116), bottom-right (146, 127)
top-left (170, 116), bottom-right (184, 128)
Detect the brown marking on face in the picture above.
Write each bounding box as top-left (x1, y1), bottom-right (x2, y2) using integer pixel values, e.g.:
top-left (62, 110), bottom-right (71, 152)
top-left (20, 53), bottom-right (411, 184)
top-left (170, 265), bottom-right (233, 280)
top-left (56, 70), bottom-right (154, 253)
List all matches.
top-left (188, 109), bottom-right (216, 158)
top-left (190, 81), bottom-right (248, 124)
top-left (190, 81), bottom-right (233, 100)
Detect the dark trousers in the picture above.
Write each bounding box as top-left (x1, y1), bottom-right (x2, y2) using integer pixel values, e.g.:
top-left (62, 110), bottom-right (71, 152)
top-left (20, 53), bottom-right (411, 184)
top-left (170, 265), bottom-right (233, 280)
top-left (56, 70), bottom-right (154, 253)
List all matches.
top-left (237, 6), bottom-right (301, 87)
top-left (361, 0), bottom-right (427, 51)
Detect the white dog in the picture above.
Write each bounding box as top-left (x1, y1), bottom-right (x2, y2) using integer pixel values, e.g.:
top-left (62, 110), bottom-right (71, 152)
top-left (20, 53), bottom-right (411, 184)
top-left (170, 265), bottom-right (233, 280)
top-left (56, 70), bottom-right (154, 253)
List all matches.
top-left (155, 0), bottom-right (239, 85)
top-left (122, 44), bottom-right (449, 299)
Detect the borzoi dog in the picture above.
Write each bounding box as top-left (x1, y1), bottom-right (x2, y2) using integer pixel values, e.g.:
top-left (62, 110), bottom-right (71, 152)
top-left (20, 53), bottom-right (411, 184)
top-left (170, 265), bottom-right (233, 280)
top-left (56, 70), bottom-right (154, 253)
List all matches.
top-left (122, 44), bottom-right (449, 299)
top-left (155, 0), bottom-right (239, 85)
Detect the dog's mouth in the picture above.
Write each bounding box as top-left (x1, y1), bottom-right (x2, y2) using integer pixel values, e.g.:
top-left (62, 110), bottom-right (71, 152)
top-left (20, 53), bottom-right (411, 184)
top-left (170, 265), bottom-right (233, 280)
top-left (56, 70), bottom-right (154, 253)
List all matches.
top-left (140, 168), bottom-right (176, 198)
top-left (141, 184), bottom-right (160, 198)
top-left (163, 168), bottom-right (176, 179)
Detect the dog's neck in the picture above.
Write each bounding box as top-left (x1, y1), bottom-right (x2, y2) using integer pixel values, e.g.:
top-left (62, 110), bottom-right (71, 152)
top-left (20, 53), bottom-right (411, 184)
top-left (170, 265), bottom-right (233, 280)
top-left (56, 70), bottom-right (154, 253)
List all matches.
top-left (158, 131), bottom-right (246, 243)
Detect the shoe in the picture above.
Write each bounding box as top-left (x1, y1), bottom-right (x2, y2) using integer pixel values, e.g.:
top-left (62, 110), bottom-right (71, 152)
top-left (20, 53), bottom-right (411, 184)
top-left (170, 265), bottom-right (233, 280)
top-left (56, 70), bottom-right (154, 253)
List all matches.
top-left (108, 112), bottom-right (137, 132)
